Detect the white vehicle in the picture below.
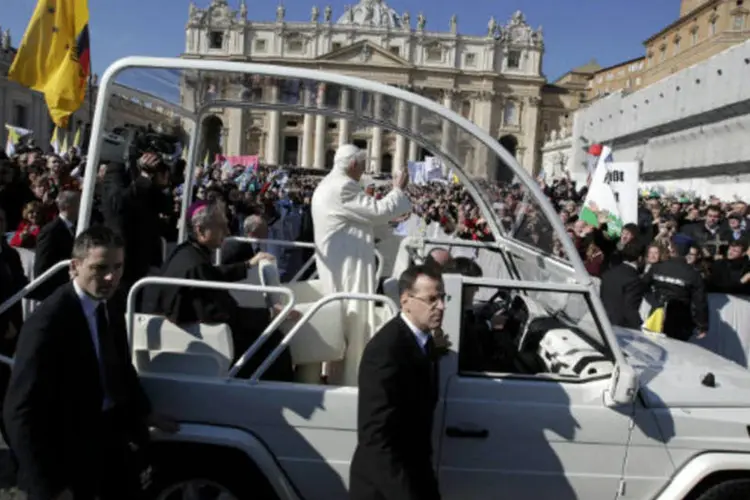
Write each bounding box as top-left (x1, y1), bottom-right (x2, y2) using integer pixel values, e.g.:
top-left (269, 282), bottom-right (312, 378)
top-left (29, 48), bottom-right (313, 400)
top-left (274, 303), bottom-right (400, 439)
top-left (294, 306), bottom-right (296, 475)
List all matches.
top-left (4, 56), bottom-right (750, 500)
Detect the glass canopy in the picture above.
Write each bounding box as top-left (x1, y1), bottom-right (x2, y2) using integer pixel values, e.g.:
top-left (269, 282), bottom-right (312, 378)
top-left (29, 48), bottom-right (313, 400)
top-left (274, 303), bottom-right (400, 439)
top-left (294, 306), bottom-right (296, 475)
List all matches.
top-left (91, 60), bottom-right (587, 284)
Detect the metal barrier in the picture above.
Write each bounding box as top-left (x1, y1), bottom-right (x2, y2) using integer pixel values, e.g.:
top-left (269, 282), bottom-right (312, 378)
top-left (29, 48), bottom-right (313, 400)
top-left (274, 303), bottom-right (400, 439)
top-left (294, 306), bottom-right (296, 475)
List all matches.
top-left (126, 277), bottom-right (296, 376)
top-left (0, 259), bottom-right (73, 367)
top-left (0, 259), bottom-right (72, 317)
top-left (250, 292), bottom-right (399, 382)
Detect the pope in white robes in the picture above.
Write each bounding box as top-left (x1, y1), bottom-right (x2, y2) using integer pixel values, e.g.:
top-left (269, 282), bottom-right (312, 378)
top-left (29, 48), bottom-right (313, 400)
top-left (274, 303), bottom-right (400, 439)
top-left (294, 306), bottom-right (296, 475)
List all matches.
top-left (311, 144), bottom-right (411, 386)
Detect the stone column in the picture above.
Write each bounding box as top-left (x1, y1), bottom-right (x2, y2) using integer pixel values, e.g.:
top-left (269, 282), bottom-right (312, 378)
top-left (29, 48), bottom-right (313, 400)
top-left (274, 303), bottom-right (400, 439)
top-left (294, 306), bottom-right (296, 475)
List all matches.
top-left (407, 103), bottom-right (420, 162)
top-left (371, 93), bottom-right (383, 174)
top-left (313, 83), bottom-right (327, 168)
top-left (441, 89), bottom-right (455, 162)
top-left (476, 90), bottom-right (495, 178)
top-left (338, 88), bottom-right (351, 146)
top-left (522, 95), bottom-right (541, 175)
top-left (266, 81), bottom-right (281, 165)
top-left (394, 95), bottom-right (408, 170)
top-left (301, 85), bottom-right (315, 167)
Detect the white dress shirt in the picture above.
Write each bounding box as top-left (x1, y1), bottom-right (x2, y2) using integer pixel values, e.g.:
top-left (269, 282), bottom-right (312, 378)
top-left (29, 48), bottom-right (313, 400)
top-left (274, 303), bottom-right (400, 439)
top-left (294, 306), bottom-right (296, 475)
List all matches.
top-left (400, 312), bottom-right (430, 354)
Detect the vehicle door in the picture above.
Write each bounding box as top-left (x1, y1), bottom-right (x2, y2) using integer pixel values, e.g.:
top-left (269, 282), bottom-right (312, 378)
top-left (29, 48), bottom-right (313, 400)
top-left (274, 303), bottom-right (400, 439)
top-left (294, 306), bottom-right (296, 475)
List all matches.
top-left (435, 275), bottom-right (634, 500)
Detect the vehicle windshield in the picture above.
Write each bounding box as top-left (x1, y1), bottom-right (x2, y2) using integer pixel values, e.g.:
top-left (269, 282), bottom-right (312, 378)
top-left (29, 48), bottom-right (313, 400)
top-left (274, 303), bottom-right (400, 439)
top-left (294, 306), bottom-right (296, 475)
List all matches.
top-left (111, 65), bottom-right (578, 283)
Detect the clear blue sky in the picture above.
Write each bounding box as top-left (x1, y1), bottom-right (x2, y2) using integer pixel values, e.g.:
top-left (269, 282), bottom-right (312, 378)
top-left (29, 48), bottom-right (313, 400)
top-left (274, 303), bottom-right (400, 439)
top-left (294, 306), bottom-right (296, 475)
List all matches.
top-left (5, 0), bottom-right (678, 82)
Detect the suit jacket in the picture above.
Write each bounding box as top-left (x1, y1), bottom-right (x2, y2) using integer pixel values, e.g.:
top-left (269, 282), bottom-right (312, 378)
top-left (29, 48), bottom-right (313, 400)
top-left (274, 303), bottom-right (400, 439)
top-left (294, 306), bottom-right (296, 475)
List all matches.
top-left (142, 240), bottom-right (258, 329)
top-left (3, 283), bottom-right (151, 499)
top-left (30, 217), bottom-right (74, 301)
top-left (220, 238), bottom-right (256, 266)
top-left (349, 315), bottom-right (440, 500)
top-left (600, 262), bottom-right (646, 330)
top-left (0, 241), bottom-right (28, 355)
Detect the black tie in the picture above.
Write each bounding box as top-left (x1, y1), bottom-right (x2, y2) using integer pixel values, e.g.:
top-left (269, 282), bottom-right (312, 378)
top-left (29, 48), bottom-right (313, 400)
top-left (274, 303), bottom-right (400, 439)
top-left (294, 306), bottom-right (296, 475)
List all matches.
top-left (424, 336), bottom-right (436, 360)
top-left (424, 336), bottom-right (439, 401)
top-left (96, 303), bottom-right (119, 406)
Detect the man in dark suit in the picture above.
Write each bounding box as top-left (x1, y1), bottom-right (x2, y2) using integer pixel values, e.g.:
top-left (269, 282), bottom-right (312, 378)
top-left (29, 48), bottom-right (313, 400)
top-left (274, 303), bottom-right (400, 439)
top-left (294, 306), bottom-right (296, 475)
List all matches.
top-left (3, 225), bottom-right (177, 500)
top-left (600, 240), bottom-right (647, 330)
top-left (219, 214), bottom-right (265, 265)
top-left (30, 190), bottom-right (80, 301)
top-left (142, 201), bottom-right (295, 382)
top-left (350, 264), bottom-right (446, 500)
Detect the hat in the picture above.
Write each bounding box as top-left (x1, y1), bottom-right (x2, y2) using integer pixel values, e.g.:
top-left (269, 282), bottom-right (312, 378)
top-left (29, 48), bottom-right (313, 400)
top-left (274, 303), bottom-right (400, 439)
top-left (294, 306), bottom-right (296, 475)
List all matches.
top-left (187, 200), bottom-right (208, 222)
top-left (671, 233), bottom-right (694, 256)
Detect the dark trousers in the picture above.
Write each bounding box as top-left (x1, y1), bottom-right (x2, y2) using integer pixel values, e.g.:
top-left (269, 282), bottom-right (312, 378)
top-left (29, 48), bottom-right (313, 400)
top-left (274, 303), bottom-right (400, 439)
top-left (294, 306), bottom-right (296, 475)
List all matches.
top-left (663, 300), bottom-right (695, 342)
top-left (0, 336), bottom-right (18, 482)
top-left (70, 410), bottom-right (147, 500)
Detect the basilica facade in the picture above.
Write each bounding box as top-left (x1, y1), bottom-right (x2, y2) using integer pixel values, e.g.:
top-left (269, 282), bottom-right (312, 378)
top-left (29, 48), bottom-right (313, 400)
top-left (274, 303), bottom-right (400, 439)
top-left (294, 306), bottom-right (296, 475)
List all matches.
top-left (182, 0), bottom-right (549, 177)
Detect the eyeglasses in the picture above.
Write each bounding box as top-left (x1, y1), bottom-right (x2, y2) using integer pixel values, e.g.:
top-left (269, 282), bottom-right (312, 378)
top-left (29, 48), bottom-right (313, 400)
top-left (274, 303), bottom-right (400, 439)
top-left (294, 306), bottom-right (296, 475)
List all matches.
top-left (409, 293), bottom-right (450, 307)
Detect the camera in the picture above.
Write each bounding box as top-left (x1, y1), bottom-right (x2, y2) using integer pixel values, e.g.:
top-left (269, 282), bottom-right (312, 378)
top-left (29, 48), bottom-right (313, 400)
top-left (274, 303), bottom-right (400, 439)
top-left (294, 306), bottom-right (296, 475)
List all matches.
top-left (99, 125), bottom-right (181, 168)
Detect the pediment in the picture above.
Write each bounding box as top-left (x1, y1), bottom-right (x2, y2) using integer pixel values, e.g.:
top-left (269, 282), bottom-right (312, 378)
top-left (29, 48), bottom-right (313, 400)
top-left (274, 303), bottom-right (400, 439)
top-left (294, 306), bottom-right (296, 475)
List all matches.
top-left (317, 41), bottom-right (411, 67)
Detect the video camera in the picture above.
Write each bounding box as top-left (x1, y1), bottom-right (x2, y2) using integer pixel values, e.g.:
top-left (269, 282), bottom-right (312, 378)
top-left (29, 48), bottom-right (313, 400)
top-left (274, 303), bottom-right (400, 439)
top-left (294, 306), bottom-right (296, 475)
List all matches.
top-left (99, 125), bottom-right (181, 169)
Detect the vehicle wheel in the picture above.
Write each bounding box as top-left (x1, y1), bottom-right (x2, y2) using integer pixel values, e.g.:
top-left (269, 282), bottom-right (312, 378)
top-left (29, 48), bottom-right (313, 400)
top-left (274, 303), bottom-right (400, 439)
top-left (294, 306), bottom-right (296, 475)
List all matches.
top-left (143, 457), bottom-right (277, 500)
top-left (695, 478), bottom-right (750, 500)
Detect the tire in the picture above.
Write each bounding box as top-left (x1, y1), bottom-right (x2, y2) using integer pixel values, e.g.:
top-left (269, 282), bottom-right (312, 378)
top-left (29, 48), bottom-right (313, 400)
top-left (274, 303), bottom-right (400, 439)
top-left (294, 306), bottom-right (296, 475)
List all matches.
top-left (143, 447), bottom-right (279, 500)
top-left (695, 478), bottom-right (750, 500)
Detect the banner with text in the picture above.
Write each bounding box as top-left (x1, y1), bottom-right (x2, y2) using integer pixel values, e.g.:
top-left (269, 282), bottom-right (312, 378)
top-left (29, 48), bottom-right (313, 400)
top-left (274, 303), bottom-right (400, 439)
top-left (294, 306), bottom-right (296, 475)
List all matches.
top-left (580, 147), bottom-right (639, 238)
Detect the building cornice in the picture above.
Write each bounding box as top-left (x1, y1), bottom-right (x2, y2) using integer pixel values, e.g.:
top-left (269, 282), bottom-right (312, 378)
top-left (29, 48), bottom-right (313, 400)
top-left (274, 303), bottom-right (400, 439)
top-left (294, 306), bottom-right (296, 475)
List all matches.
top-left (643, 0), bottom-right (721, 45)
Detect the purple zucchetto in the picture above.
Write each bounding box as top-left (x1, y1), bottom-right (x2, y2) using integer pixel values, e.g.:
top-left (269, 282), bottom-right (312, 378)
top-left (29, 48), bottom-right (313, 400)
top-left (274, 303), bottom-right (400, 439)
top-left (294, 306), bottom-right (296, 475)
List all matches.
top-left (187, 200), bottom-right (209, 222)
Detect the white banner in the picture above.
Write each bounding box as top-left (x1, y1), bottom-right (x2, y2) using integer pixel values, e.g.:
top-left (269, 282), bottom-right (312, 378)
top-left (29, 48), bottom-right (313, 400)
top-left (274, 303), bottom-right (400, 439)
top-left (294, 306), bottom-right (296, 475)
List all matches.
top-left (580, 147), bottom-right (639, 237)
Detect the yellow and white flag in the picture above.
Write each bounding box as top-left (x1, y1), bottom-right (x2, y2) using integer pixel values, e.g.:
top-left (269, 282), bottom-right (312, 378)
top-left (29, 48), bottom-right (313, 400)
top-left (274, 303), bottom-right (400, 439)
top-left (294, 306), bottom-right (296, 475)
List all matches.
top-left (61, 130), bottom-right (69, 153)
top-left (72, 125), bottom-right (82, 149)
top-left (9, 0), bottom-right (91, 127)
top-left (5, 124), bottom-right (33, 156)
top-left (50, 126), bottom-right (61, 154)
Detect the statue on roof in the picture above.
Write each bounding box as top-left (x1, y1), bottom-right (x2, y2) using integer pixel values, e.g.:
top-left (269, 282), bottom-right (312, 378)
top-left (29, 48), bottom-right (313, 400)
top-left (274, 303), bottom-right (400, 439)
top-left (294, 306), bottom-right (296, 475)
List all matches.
top-left (324, 5), bottom-right (333, 22)
top-left (239, 0), bottom-right (247, 20)
top-left (276, 4), bottom-right (285, 22)
top-left (1, 29), bottom-right (10, 51)
top-left (311, 5), bottom-right (320, 22)
top-left (362, 0), bottom-right (374, 25)
top-left (503, 10), bottom-right (533, 44)
top-left (533, 25), bottom-right (544, 46)
top-left (337, 0), bottom-right (402, 29)
top-left (417, 12), bottom-right (426, 30)
top-left (487, 16), bottom-right (497, 37)
top-left (450, 14), bottom-right (457, 34)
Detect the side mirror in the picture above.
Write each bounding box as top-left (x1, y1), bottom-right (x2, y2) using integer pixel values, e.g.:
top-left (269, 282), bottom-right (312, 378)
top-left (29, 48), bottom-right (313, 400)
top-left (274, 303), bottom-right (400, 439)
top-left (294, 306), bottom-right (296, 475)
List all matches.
top-left (604, 362), bottom-right (638, 407)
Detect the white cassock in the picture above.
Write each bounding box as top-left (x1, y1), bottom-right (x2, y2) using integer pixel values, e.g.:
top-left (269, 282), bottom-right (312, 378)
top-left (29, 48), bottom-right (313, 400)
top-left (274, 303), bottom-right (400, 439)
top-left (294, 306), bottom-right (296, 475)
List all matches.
top-left (311, 171), bottom-right (411, 386)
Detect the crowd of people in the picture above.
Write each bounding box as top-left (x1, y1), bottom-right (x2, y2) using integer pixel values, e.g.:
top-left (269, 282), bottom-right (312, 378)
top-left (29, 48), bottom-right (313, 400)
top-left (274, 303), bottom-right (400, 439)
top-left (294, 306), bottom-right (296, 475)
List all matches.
top-left (1, 142), bottom-right (749, 313)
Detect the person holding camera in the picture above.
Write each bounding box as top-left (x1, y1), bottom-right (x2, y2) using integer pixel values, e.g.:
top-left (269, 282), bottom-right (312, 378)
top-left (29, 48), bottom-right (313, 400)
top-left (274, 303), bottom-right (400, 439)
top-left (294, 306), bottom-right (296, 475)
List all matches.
top-left (101, 152), bottom-right (173, 308)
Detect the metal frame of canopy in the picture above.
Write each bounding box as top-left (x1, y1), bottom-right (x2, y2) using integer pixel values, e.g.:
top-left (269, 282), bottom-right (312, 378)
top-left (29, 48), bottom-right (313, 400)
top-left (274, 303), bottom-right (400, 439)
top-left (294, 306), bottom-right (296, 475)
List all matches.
top-left (83, 56), bottom-right (589, 275)
top-left (111, 82), bottom-right (197, 122)
top-left (83, 59), bottom-right (625, 328)
top-left (0, 56), bottom-right (639, 382)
